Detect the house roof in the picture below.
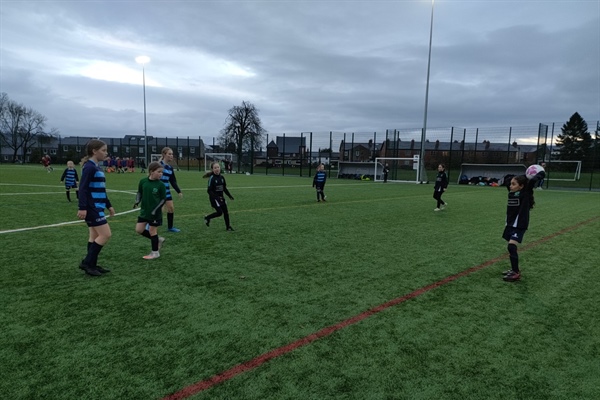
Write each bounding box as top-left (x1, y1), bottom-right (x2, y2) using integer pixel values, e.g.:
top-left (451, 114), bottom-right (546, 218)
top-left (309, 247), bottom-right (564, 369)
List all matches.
top-left (341, 142), bottom-right (382, 151)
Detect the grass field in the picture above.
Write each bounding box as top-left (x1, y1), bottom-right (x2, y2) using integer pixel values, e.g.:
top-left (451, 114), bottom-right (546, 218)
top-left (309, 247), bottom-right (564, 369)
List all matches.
top-left (1, 164), bottom-right (599, 400)
top-left (186, 165), bottom-right (600, 191)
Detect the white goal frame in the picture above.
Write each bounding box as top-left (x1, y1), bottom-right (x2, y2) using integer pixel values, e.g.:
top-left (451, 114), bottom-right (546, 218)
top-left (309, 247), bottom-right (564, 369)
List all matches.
top-left (544, 160), bottom-right (582, 181)
top-left (204, 153), bottom-right (236, 172)
top-left (374, 157), bottom-right (424, 183)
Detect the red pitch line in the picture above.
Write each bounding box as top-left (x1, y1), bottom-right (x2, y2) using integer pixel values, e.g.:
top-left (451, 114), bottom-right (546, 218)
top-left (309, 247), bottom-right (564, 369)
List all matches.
top-left (163, 216), bottom-right (599, 400)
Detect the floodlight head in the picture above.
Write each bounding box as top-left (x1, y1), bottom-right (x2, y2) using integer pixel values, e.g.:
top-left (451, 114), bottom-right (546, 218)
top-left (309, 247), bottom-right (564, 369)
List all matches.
top-left (135, 56), bottom-right (151, 65)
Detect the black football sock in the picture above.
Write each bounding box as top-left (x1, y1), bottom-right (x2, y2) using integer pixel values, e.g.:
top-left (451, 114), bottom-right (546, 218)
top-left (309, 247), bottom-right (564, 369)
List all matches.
top-left (66, 191), bottom-right (71, 202)
top-left (167, 212), bottom-right (174, 229)
top-left (83, 242), bottom-right (103, 268)
top-left (76, 190), bottom-right (79, 199)
top-left (151, 235), bottom-right (159, 251)
top-left (507, 243), bottom-right (519, 273)
top-left (224, 213), bottom-right (231, 227)
top-left (141, 230), bottom-right (152, 239)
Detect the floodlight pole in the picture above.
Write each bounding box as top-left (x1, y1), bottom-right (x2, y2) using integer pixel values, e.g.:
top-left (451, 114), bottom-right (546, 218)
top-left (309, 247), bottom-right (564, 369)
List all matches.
top-left (419, 0), bottom-right (435, 183)
top-left (136, 56), bottom-right (150, 168)
top-left (142, 66), bottom-right (148, 168)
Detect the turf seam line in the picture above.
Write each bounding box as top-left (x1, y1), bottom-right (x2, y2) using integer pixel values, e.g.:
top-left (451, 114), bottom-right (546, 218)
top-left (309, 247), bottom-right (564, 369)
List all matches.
top-left (162, 215), bottom-right (599, 400)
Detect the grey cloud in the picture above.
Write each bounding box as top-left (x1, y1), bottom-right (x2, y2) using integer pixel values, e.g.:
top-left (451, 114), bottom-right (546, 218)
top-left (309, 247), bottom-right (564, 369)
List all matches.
top-left (1, 1), bottom-right (598, 142)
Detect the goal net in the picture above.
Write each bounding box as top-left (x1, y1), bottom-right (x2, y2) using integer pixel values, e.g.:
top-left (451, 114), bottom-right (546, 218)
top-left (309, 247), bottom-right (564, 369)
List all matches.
top-left (374, 157), bottom-right (428, 183)
top-left (543, 160), bottom-right (582, 181)
top-left (204, 153), bottom-right (236, 172)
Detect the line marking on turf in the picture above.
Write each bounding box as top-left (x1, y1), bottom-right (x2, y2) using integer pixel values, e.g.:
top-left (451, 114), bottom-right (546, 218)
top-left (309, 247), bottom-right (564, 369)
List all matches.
top-left (0, 208), bottom-right (138, 234)
top-left (162, 215), bottom-right (600, 400)
top-left (0, 191), bottom-right (67, 196)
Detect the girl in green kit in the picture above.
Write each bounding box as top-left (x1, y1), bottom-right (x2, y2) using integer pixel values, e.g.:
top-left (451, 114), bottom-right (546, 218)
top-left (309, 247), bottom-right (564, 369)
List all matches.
top-left (133, 162), bottom-right (167, 259)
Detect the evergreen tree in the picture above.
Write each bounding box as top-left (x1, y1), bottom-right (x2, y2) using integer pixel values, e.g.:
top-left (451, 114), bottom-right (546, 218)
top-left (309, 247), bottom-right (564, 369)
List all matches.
top-left (555, 112), bottom-right (592, 162)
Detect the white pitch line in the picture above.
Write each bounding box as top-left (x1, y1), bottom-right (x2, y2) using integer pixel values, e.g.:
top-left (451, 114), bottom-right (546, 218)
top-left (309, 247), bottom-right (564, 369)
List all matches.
top-left (0, 191), bottom-right (66, 196)
top-left (0, 208), bottom-right (138, 235)
top-left (0, 187), bottom-right (137, 196)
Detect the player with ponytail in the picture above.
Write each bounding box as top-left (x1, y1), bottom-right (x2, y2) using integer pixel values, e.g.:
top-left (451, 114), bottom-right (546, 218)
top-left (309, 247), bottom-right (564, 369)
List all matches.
top-left (501, 171), bottom-right (544, 282)
top-left (203, 161), bottom-right (235, 231)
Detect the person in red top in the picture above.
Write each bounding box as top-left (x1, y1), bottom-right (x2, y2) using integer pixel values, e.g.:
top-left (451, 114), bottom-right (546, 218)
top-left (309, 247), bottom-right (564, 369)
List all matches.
top-left (41, 155), bottom-right (53, 172)
top-left (127, 158), bottom-right (135, 173)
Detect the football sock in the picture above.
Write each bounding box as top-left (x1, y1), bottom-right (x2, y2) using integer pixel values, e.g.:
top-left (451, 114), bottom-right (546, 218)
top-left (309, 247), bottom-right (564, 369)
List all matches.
top-left (66, 191), bottom-right (71, 202)
top-left (167, 213), bottom-right (174, 229)
top-left (507, 243), bottom-right (519, 273)
top-left (224, 213), bottom-right (230, 228)
top-left (141, 230), bottom-right (152, 239)
top-left (151, 235), bottom-right (159, 251)
top-left (76, 190), bottom-right (79, 199)
top-left (83, 241), bottom-right (103, 268)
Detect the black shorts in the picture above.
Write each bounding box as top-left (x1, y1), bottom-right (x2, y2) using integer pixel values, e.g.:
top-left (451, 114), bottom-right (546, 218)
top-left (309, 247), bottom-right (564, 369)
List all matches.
top-left (210, 196), bottom-right (227, 209)
top-left (66, 184), bottom-right (78, 190)
top-left (502, 226), bottom-right (526, 243)
top-left (137, 216), bottom-right (163, 227)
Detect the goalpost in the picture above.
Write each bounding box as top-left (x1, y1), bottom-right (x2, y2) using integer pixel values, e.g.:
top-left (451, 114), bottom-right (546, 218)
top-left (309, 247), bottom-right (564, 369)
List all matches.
top-left (374, 156), bottom-right (428, 183)
top-left (204, 153), bottom-right (236, 172)
top-left (543, 160), bottom-right (582, 181)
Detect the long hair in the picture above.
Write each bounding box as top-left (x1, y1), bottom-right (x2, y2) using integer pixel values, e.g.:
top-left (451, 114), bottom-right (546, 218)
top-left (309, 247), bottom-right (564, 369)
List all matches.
top-left (81, 139), bottom-right (106, 163)
top-left (513, 174), bottom-right (535, 209)
top-left (161, 147), bottom-right (172, 160)
top-left (202, 161), bottom-right (219, 178)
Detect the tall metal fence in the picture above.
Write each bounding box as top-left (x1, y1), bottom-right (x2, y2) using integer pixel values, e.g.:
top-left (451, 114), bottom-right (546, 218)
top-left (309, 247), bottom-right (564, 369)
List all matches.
top-left (1, 136), bottom-right (207, 170)
top-left (1, 122), bottom-right (598, 190)
top-left (254, 122), bottom-right (599, 190)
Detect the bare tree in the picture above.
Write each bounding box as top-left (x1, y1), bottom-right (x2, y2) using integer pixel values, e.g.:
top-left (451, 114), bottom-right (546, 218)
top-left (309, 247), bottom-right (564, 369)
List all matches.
top-left (0, 96), bottom-right (26, 162)
top-left (218, 101), bottom-right (266, 172)
top-left (0, 93), bottom-right (58, 162)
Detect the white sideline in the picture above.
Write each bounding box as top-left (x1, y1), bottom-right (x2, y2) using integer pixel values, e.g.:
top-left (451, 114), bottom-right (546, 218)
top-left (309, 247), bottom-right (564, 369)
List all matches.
top-left (0, 184), bottom-right (138, 234)
top-left (0, 208), bottom-right (138, 235)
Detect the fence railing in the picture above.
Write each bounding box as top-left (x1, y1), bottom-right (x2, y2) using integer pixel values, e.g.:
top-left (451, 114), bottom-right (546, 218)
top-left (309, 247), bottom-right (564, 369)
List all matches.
top-left (1, 122), bottom-right (598, 190)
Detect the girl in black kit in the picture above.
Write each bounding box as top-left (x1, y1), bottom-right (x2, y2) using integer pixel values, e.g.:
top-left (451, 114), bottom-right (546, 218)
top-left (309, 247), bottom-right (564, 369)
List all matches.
top-left (502, 172), bottom-right (544, 282)
top-left (203, 162), bottom-right (235, 231)
top-left (433, 164), bottom-right (448, 211)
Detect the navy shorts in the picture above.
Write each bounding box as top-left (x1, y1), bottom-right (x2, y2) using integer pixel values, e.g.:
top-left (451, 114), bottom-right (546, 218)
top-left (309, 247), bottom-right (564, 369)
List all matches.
top-left (66, 184), bottom-right (78, 190)
top-left (137, 216), bottom-right (163, 227)
top-left (85, 211), bottom-right (108, 227)
top-left (503, 226), bottom-right (526, 243)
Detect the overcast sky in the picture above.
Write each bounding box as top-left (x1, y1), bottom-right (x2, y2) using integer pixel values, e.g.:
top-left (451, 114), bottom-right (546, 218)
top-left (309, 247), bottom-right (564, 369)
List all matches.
top-left (1, 0), bottom-right (599, 146)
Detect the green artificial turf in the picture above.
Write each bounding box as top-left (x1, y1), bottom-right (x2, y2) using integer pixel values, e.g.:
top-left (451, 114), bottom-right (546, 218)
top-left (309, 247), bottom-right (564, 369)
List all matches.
top-left (0, 164), bottom-right (599, 399)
